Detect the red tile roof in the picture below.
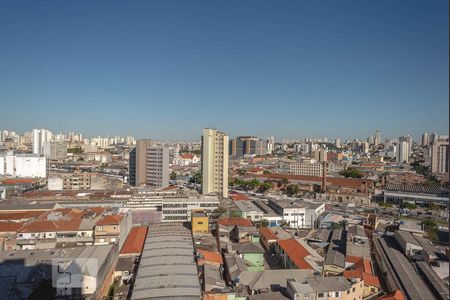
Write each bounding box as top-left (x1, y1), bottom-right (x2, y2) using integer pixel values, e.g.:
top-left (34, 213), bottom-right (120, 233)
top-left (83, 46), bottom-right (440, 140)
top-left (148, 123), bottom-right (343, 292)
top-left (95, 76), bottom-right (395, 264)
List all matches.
top-left (197, 249), bottom-right (223, 265)
top-left (0, 222), bottom-right (25, 232)
top-left (120, 226), bottom-right (148, 256)
top-left (18, 218), bottom-right (82, 233)
top-left (377, 290), bottom-right (405, 300)
top-left (343, 269), bottom-right (381, 287)
top-left (218, 218), bottom-right (253, 227)
top-left (180, 154), bottom-right (195, 159)
top-left (277, 239), bottom-right (312, 269)
top-left (0, 178), bottom-right (38, 185)
top-left (0, 211), bottom-right (45, 221)
top-left (230, 193), bottom-right (249, 201)
top-left (259, 226), bottom-right (278, 241)
top-left (346, 256), bottom-right (373, 274)
top-left (97, 214), bottom-right (124, 226)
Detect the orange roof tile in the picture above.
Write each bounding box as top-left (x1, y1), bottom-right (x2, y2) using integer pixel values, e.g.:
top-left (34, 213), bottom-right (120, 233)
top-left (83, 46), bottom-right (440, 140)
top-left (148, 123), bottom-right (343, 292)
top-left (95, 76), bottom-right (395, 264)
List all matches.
top-left (120, 226), bottom-right (148, 255)
top-left (343, 269), bottom-right (381, 288)
top-left (377, 290), bottom-right (405, 300)
top-left (0, 222), bottom-right (25, 232)
top-left (180, 154), bottom-right (195, 159)
top-left (18, 218), bottom-right (82, 233)
top-left (197, 249), bottom-right (223, 265)
top-left (230, 193), bottom-right (249, 201)
top-left (259, 226), bottom-right (278, 241)
top-left (0, 211), bottom-right (45, 221)
top-left (97, 214), bottom-right (124, 226)
top-left (218, 218), bottom-right (253, 227)
top-left (277, 239), bottom-right (312, 269)
top-left (346, 256), bottom-right (373, 275)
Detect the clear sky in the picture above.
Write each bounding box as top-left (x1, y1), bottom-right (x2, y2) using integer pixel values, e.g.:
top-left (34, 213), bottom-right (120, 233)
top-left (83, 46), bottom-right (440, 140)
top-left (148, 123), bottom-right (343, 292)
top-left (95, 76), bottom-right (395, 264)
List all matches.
top-left (0, 1), bottom-right (448, 141)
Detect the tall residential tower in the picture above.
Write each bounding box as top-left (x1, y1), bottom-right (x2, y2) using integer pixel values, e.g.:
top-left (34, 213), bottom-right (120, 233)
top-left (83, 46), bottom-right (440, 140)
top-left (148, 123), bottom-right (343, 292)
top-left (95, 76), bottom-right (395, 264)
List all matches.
top-left (202, 128), bottom-right (229, 198)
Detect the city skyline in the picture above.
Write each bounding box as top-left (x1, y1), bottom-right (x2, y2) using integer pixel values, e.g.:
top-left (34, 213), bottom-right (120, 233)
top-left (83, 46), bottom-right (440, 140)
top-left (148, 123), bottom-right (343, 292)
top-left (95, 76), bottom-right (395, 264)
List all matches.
top-left (0, 126), bottom-right (448, 143)
top-left (0, 1), bottom-right (448, 139)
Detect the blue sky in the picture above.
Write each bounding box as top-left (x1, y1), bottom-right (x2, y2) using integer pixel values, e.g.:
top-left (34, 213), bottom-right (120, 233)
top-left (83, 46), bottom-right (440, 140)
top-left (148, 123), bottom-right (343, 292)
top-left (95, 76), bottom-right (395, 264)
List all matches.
top-left (0, 1), bottom-right (448, 141)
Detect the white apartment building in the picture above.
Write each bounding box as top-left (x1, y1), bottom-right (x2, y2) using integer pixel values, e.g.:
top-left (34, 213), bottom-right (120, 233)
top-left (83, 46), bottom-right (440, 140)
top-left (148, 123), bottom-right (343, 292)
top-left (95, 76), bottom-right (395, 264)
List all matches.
top-left (202, 128), bottom-right (229, 197)
top-left (32, 128), bottom-right (53, 155)
top-left (268, 197), bottom-right (325, 229)
top-left (0, 151), bottom-right (46, 178)
top-left (396, 141), bottom-right (409, 163)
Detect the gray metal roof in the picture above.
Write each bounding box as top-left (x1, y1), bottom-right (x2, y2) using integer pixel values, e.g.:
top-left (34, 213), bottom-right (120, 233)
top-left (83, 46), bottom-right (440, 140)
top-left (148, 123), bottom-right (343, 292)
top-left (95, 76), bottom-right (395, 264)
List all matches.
top-left (375, 235), bottom-right (435, 300)
top-left (416, 261), bottom-right (449, 300)
top-left (131, 223), bottom-right (201, 300)
top-left (324, 229), bottom-right (346, 268)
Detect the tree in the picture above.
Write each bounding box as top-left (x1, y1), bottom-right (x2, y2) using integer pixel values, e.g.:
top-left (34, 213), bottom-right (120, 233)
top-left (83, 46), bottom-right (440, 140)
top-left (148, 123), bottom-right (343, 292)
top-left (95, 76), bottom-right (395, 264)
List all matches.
top-left (339, 167), bottom-right (363, 178)
top-left (189, 171), bottom-right (202, 184)
top-left (260, 219), bottom-right (269, 227)
top-left (170, 171), bottom-right (177, 180)
top-left (286, 184), bottom-right (299, 196)
top-left (247, 179), bottom-right (260, 190)
top-left (259, 182), bottom-right (273, 193)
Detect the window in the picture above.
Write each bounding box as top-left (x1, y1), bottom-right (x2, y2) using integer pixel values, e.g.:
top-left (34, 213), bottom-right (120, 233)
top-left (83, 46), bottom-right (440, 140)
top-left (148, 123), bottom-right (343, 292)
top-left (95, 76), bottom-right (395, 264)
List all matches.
top-left (352, 287), bottom-right (355, 292)
top-left (318, 293), bottom-right (324, 298)
top-left (334, 292), bottom-right (340, 297)
top-left (197, 222), bottom-right (203, 225)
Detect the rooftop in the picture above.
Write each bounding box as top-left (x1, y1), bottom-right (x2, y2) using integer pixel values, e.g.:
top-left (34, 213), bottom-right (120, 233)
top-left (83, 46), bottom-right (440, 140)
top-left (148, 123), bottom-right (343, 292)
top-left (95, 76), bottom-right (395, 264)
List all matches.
top-left (218, 217), bottom-right (254, 227)
top-left (131, 223), bottom-right (201, 300)
top-left (277, 238), bottom-right (312, 269)
top-left (120, 226), bottom-right (148, 256)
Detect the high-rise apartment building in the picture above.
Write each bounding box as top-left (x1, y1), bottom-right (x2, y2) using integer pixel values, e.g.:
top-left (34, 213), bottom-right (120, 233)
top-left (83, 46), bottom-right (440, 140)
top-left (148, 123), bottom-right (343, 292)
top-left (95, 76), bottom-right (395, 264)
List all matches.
top-left (129, 139), bottom-right (169, 188)
top-left (32, 129), bottom-right (53, 155)
top-left (431, 136), bottom-right (449, 174)
top-left (314, 148), bottom-right (328, 162)
top-left (399, 134), bottom-right (413, 153)
top-left (202, 128), bottom-right (228, 198)
top-left (396, 141), bottom-right (409, 163)
top-left (422, 133), bottom-right (429, 147)
top-left (374, 130), bottom-right (381, 146)
top-left (229, 136), bottom-right (268, 158)
top-left (334, 138), bottom-right (341, 148)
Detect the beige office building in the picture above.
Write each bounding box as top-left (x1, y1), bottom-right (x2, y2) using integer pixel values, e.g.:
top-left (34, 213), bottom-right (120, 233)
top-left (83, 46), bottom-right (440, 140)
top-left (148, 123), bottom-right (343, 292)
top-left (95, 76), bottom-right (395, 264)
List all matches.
top-left (202, 128), bottom-right (229, 198)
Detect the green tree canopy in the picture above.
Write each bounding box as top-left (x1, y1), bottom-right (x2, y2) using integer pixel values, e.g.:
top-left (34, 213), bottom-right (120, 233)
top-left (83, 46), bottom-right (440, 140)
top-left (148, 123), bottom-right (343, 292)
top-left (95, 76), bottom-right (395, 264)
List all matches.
top-left (339, 167), bottom-right (363, 178)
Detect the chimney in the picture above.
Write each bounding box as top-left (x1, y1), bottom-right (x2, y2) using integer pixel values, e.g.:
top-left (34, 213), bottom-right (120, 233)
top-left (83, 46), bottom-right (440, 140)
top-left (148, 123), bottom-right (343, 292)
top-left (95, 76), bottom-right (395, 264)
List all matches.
top-left (322, 161), bottom-right (327, 193)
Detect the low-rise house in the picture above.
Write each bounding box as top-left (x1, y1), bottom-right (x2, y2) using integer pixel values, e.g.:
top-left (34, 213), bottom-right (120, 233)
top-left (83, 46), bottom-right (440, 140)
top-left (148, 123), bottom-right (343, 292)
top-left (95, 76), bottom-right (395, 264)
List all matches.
top-left (217, 218), bottom-right (259, 250)
top-left (259, 226), bottom-right (291, 251)
top-left (0, 221), bottom-right (24, 250)
top-left (191, 209), bottom-right (209, 234)
top-left (232, 242), bottom-right (265, 271)
top-left (274, 238), bottom-right (313, 270)
top-left (95, 213), bottom-right (132, 249)
top-left (287, 276), bottom-right (364, 300)
top-left (344, 256), bottom-right (381, 299)
top-left (237, 269), bottom-right (314, 295)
